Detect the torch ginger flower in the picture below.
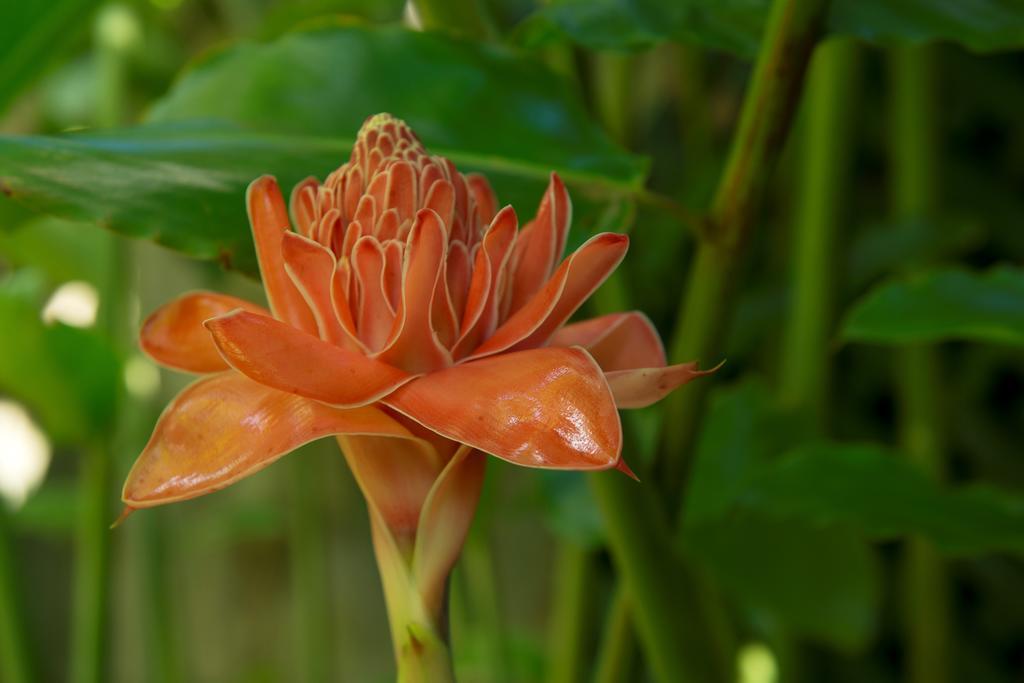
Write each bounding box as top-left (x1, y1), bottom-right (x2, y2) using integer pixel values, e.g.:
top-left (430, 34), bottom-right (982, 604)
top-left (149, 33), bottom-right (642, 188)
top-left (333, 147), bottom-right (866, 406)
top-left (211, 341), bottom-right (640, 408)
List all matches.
top-left (122, 113), bottom-right (711, 678)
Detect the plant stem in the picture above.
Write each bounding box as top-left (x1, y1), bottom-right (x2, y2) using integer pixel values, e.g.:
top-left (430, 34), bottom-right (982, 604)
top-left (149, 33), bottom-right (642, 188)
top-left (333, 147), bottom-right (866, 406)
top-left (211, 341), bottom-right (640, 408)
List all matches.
top-left (0, 505), bottom-right (33, 683)
top-left (545, 543), bottom-right (595, 683)
top-left (70, 442), bottom-right (112, 683)
top-left (411, 0), bottom-right (494, 38)
top-left (779, 38), bottom-right (860, 423)
top-left (661, 0), bottom-right (830, 492)
top-left (289, 454), bottom-right (332, 683)
top-left (592, 586), bottom-right (637, 683)
top-left (890, 44), bottom-right (949, 683)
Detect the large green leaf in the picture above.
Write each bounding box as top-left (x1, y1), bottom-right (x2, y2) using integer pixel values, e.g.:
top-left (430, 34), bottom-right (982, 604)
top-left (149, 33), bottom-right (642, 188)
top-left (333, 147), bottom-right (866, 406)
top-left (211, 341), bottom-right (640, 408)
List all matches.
top-left (841, 266), bottom-right (1024, 346)
top-left (515, 0), bottom-right (1024, 56)
top-left (743, 444), bottom-right (1024, 556)
top-left (0, 0), bottom-right (96, 114)
top-left (0, 270), bottom-right (120, 443)
top-left (0, 25), bottom-right (645, 275)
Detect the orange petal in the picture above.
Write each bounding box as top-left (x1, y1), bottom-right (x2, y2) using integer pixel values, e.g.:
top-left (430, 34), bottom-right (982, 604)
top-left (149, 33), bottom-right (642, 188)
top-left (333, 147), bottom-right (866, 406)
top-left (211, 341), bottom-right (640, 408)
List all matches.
top-left (549, 312), bottom-right (666, 371)
top-left (376, 209), bottom-right (453, 373)
top-left (281, 232), bottom-right (347, 345)
top-left (205, 310), bottom-right (412, 407)
top-left (122, 373), bottom-right (418, 507)
top-left (385, 347), bottom-right (622, 470)
top-left (466, 173), bottom-right (497, 225)
top-left (506, 173), bottom-right (572, 314)
top-left (288, 176), bottom-right (320, 238)
top-left (352, 236), bottom-right (395, 352)
top-left (413, 446), bottom-right (486, 616)
top-left (468, 233), bottom-right (629, 359)
top-left (385, 161), bottom-right (417, 223)
top-left (339, 433), bottom-right (445, 547)
top-left (247, 176), bottom-right (318, 334)
top-left (605, 362), bottom-right (718, 409)
top-left (453, 206), bottom-right (517, 358)
top-left (140, 291), bottom-right (268, 373)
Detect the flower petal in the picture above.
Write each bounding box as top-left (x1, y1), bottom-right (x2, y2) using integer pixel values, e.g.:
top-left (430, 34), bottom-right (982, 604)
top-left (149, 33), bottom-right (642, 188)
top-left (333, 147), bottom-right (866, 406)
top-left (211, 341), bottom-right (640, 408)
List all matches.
top-left (139, 291), bottom-right (268, 373)
top-left (122, 373), bottom-right (420, 507)
top-left (605, 363), bottom-right (718, 409)
top-left (468, 233), bottom-right (628, 360)
top-left (548, 312), bottom-right (666, 371)
top-left (385, 347), bottom-right (622, 470)
top-left (506, 173), bottom-right (572, 314)
top-left (281, 231), bottom-right (349, 346)
top-left (205, 310), bottom-right (412, 407)
top-left (247, 176), bottom-right (318, 334)
top-left (376, 209), bottom-right (453, 373)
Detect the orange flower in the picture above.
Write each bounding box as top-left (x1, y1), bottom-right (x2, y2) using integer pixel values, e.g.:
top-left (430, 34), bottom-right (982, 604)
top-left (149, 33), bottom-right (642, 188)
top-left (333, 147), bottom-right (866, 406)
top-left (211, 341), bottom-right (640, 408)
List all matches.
top-left (121, 113), bottom-right (710, 675)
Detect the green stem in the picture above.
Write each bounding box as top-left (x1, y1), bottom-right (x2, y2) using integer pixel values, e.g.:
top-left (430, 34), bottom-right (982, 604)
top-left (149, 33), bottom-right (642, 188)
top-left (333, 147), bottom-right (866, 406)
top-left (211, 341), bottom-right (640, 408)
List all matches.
top-left (592, 587), bottom-right (637, 683)
top-left (779, 38), bottom-right (860, 423)
top-left (545, 543), bottom-right (595, 683)
top-left (0, 505), bottom-right (33, 683)
top-left (411, 0), bottom-right (494, 38)
top-left (661, 0), bottom-right (830, 490)
top-left (70, 443), bottom-right (111, 683)
top-left (136, 513), bottom-right (181, 683)
top-left (289, 454), bottom-right (332, 683)
top-left (590, 51), bottom-right (633, 146)
top-left (890, 45), bottom-right (948, 683)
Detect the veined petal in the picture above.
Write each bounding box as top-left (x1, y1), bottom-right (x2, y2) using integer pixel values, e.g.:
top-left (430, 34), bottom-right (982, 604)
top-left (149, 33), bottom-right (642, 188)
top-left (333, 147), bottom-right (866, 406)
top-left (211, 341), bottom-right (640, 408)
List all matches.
top-left (281, 232), bottom-right (348, 346)
top-left (468, 233), bottom-right (628, 360)
top-left (606, 363), bottom-right (718, 409)
top-left (205, 310), bottom-right (412, 407)
top-left (246, 176), bottom-right (318, 334)
top-left (385, 347), bottom-right (622, 470)
top-left (140, 291), bottom-right (268, 373)
top-left (122, 373), bottom-right (419, 507)
top-left (549, 312), bottom-right (666, 371)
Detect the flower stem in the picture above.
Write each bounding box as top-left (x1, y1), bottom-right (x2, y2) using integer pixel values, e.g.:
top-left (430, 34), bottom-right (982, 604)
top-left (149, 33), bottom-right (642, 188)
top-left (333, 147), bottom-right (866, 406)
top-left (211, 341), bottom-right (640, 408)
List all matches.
top-left (660, 0), bottom-right (830, 492)
top-left (0, 505), bottom-right (33, 683)
top-left (545, 542), bottom-right (595, 683)
top-left (592, 586), bottom-right (637, 683)
top-left (779, 38), bottom-right (860, 423)
top-left (889, 44), bottom-right (949, 683)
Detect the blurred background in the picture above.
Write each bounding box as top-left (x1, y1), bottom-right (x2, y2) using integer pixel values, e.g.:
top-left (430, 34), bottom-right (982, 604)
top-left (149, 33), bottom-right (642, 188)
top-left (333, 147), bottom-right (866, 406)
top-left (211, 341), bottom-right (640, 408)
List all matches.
top-left (1, 1), bottom-right (1023, 682)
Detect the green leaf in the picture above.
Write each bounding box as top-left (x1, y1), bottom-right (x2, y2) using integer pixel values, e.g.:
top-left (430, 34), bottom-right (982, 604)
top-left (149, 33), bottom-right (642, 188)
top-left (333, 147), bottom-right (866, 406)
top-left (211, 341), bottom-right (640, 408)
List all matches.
top-left (0, 0), bottom-right (96, 114)
top-left (0, 216), bottom-right (114, 287)
top-left (684, 516), bottom-right (879, 652)
top-left (743, 443), bottom-right (1024, 556)
top-left (0, 270), bottom-right (120, 443)
top-left (0, 25), bottom-right (645, 274)
top-left (515, 0), bottom-right (1024, 56)
top-left (841, 266), bottom-right (1024, 346)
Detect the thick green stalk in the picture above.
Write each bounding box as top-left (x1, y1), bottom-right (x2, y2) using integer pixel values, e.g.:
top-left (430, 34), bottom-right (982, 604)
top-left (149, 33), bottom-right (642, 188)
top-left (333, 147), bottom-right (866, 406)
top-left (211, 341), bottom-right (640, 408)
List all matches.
top-left (411, 0), bottom-right (494, 38)
top-left (592, 587), bottom-right (637, 683)
top-left (289, 455), bottom-right (332, 683)
top-left (890, 45), bottom-right (949, 683)
top-left (70, 442), bottom-right (112, 683)
top-left (779, 38), bottom-right (860, 422)
top-left (0, 505), bottom-right (33, 683)
top-left (545, 543), bottom-right (595, 683)
top-left (661, 0), bottom-right (830, 491)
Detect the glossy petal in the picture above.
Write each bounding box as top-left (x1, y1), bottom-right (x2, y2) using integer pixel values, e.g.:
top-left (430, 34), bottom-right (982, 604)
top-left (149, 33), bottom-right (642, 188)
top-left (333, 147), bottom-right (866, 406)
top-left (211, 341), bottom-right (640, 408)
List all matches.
top-left (122, 373), bottom-right (419, 507)
top-left (385, 347), bottom-right (622, 470)
top-left (549, 312), bottom-right (665, 371)
top-left (139, 291), bottom-right (268, 373)
top-left (247, 176), bottom-right (318, 333)
top-left (469, 233), bottom-right (628, 359)
top-left (205, 310), bottom-right (412, 406)
top-left (606, 362), bottom-right (717, 409)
